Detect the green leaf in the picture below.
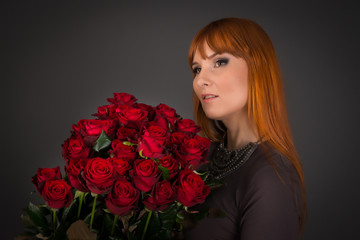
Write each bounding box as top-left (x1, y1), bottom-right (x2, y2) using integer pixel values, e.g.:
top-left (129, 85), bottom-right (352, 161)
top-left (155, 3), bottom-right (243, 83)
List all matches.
top-left (206, 178), bottom-right (225, 188)
top-left (38, 205), bottom-right (51, 216)
top-left (123, 141), bottom-right (137, 147)
top-left (139, 149), bottom-right (146, 159)
top-left (145, 211), bottom-right (162, 240)
top-left (176, 212), bottom-right (184, 223)
top-left (134, 211), bottom-right (161, 240)
top-left (83, 212), bottom-right (92, 224)
top-left (158, 165), bottom-right (170, 180)
top-left (193, 170), bottom-right (209, 181)
top-left (93, 130), bottom-right (112, 152)
top-left (103, 213), bottom-right (114, 235)
top-left (20, 214), bottom-right (39, 235)
top-left (103, 208), bottom-right (111, 214)
top-left (158, 229), bottom-right (172, 240)
top-left (158, 205), bottom-right (177, 229)
top-left (61, 199), bottom-right (78, 222)
top-left (26, 202), bottom-right (49, 233)
top-left (74, 190), bottom-right (84, 199)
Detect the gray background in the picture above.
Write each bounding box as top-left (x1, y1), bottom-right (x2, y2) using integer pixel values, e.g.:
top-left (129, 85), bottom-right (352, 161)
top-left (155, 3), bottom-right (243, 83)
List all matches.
top-left (2, 0), bottom-right (359, 239)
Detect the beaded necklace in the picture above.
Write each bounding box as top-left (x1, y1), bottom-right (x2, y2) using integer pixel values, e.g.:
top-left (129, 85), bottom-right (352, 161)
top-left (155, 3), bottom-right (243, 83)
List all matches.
top-left (209, 138), bottom-right (259, 180)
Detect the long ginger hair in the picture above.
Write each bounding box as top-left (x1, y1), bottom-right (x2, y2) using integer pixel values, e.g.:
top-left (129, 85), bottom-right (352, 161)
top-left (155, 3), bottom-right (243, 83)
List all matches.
top-left (188, 18), bottom-right (306, 234)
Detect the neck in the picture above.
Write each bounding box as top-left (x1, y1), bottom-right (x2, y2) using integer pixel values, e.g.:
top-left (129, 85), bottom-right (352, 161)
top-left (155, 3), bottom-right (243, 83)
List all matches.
top-left (222, 112), bottom-right (259, 150)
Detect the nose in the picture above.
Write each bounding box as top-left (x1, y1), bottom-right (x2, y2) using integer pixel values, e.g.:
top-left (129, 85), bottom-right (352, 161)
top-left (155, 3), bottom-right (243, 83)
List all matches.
top-left (194, 67), bottom-right (211, 88)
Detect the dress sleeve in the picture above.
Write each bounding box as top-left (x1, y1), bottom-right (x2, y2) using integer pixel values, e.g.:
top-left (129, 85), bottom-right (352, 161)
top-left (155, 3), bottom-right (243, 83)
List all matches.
top-left (238, 157), bottom-right (300, 240)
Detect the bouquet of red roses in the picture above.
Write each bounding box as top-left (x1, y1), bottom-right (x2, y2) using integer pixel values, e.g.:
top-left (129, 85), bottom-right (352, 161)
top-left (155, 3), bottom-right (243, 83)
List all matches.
top-left (19, 93), bottom-right (215, 240)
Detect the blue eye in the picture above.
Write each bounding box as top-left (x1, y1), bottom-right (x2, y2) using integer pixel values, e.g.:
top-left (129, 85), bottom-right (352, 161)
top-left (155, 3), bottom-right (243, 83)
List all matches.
top-left (215, 58), bottom-right (229, 67)
top-left (192, 67), bottom-right (201, 74)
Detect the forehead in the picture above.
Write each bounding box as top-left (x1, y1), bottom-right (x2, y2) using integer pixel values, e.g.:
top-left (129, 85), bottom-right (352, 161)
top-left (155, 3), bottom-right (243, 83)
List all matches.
top-left (193, 42), bottom-right (217, 61)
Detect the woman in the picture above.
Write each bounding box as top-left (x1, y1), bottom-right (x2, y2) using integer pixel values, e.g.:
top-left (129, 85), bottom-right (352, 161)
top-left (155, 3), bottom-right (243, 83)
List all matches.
top-left (184, 18), bottom-right (306, 239)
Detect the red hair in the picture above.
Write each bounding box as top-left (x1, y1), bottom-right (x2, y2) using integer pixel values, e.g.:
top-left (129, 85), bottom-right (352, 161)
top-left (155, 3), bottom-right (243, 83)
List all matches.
top-left (188, 18), bottom-right (306, 234)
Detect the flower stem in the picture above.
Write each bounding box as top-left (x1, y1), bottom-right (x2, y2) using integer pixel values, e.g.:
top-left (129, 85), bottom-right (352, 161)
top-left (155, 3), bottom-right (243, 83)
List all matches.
top-left (141, 210), bottom-right (152, 240)
top-left (90, 194), bottom-right (98, 230)
top-left (52, 209), bottom-right (57, 233)
top-left (111, 215), bottom-right (119, 236)
top-left (77, 192), bottom-right (85, 218)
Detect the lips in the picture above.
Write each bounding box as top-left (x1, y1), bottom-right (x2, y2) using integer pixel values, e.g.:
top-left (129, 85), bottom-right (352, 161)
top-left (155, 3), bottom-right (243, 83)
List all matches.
top-left (201, 94), bottom-right (218, 100)
top-left (201, 94), bottom-right (218, 103)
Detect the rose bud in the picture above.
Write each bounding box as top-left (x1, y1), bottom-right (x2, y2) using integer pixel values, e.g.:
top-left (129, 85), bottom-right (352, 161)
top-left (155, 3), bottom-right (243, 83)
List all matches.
top-left (83, 157), bottom-right (116, 194)
top-left (42, 179), bottom-right (73, 209)
top-left (143, 180), bottom-right (176, 211)
top-left (170, 131), bottom-right (189, 146)
top-left (65, 158), bottom-right (89, 192)
top-left (176, 135), bottom-right (210, 169)
top-left (115, 104), bottom-right (148, 129)
top-left (93, 104), bottom-right (117, 119)
top-left (130, 159), bottom-right (161, 192)
top-left (116, 126), bottom-right (138, 143)
top-left (72, 119), bottom-right (116, 145)
top-left (134, 103), bottom-right (155, 121)
top-left (175, 169), bottom-right (210, 207)
top-left (110, 158), bottom-right (132, 178)
top-left (152, 114), bottom-right (170, 132)
top-left (62, 135), bottom-right (90, 164)
top-left (105, 179), bottom-right (140, 216)
top-left (159, 155), bottom-right (180, 179)
top-left (107, 92), bottom-right (138, 106)
top-left (108, 139), bottom-right (137, 161)
top-left (175, 119), bottom-right (201, 136)
top-left (155, 103), bottom-right (179, 128)
top-left (32, 166), bottom-right (61, 194)
top-left (176, 152), bottom-right (204, 170)
top-left (138, 122), bottom-right (169, 159)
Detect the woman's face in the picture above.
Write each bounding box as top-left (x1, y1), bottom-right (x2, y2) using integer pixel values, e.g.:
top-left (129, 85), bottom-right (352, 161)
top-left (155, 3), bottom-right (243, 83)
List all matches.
top-left (192, 43), bottom-right (249, 122)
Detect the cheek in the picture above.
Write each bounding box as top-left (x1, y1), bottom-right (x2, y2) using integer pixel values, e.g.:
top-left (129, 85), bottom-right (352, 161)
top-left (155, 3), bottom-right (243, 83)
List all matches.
top-left (222, 73), bottom-right (249, 108)
top-left (192, 80), bottom-right (201, 98)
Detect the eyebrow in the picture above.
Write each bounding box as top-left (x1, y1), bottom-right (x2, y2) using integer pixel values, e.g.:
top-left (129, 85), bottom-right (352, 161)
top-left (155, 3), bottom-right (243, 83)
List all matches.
top-left (192, 52), bottom-right (218, 66)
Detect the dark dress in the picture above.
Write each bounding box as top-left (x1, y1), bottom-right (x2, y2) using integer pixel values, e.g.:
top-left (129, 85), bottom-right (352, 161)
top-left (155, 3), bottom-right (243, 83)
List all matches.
top-left (184, 141), bottom-right (302, 240)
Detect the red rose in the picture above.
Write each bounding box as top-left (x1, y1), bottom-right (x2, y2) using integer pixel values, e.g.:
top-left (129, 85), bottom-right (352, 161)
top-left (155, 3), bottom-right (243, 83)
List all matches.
top-left (130, 159), bottom-right (161, 192)
top-left (65, 158), bottom-right (89, 192)
top-left (93, 104), bottom-right (117, 119)
top-left (175, 169), bottom-right (210, 207)
top-left (176, 153), bottom-right (204, 170)
top-left (83, 157), bottom-right (116, 194)
top-left (42, 179), bottom-right (73, 209)
top-left (138, 123), bottom-right (169, 159)
top-left (32, 166), bottom-right (61, 194)
top-left (105, 179), bottom-right (140, 216)
top-left (110, 158), bottom-right (132, 177)
top-left (116, 126), bottom-right (138, 143)
top-left (159, 155), bottom-right (180, 179)
top-left (143, 180), bottom-right (176, 211)
top-left (180, 136), bottom-right (208, 156)
top-left (170, 132), bottom-right (189, 145)
top-left (176, 135), bottom-right (209, 169)
top-left (115, 105), bottom-right (148, 129)
top-left (175, 119), bottom-right (201, 136)
top-left (109, 139), bottom-right (137, 161)
top-left (62, 135), bottom-right (90, 164)
top-left (134, 103), bottom-right (155, 120)
top-left (155, 103), bottom-right (179, 127)
top-left (107, 93), bottom-right (138, 106)
top-left (152, 114), bottom-right (171, 131)
top-left (72, 119), bottom-right (116, 145)
top-left (194, 135), bottom-right (211, 149)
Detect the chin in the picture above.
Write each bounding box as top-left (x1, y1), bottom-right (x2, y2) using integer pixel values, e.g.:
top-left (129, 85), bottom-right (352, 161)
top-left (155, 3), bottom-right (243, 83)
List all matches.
top-left (203, 110), bottom-right (223, 121)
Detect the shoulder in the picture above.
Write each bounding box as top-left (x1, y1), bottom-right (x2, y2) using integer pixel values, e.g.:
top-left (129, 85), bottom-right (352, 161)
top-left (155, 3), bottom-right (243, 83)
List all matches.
top-left (243, 141), bottom-right (299, 186)
top-left (238, 141), bottom-right (302, 216)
